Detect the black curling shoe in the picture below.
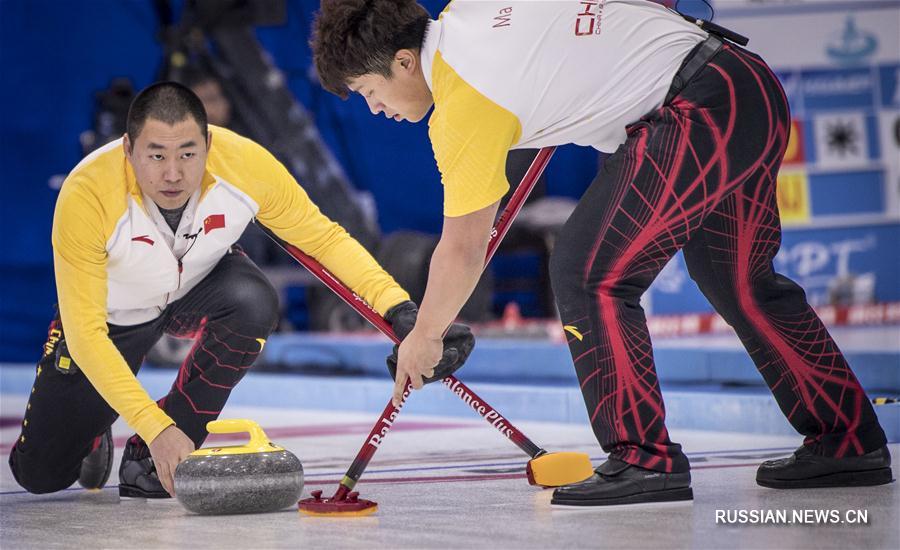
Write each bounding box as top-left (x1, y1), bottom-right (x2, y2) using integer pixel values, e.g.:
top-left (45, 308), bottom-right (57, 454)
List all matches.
top-left (756, 445), bottom-right (893, 489)
top-left (118, 435), bottom-right (170, 499)
top-left (78, 427), bottom-right (113, 490)
top-left (551, 458), bottom-right (692, 507)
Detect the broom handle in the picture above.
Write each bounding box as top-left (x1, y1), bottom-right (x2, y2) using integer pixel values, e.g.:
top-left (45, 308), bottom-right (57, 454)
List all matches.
top-left (262, 147), bottom-right (556, 493)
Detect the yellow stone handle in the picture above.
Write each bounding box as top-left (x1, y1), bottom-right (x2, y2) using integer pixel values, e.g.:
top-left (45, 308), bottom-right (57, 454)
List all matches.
top-left (187, 419), bottom-right (285, 456)
top-left (206, 419), bottom-right (271, 449)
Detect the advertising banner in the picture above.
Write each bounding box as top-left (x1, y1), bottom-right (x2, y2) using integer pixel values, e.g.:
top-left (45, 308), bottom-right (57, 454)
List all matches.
top-left (649, 223), bottom-right (900, 313)
top-left (718, 2), bottom-right (900, 224)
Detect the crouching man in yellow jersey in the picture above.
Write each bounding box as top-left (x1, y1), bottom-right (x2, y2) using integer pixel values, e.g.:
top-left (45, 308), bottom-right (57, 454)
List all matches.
top-left (9, 82), bottom-right (474, 498)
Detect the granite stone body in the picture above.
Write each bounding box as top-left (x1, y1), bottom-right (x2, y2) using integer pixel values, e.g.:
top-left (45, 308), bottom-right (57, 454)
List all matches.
top-left (174, 450), bottom-right (304, 515)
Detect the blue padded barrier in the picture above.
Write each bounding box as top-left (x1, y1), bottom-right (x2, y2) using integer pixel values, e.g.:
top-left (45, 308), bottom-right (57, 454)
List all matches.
top-left (259, 334), bottom-right (900, 391)
top-left (2, 364), bottom-right (897, 441)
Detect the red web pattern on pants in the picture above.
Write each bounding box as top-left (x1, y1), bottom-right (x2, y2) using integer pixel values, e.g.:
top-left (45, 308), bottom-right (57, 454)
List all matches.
top-left (707, 52), bottom-right (869, 458)
top-left (158, 312), bottom-right (263, 418)
top-left (565, 46), bottom-right (878, 470)
top-left (575, 47), bottom-right (791, 471)
top-left (726, 183), bottom-right (866, 458)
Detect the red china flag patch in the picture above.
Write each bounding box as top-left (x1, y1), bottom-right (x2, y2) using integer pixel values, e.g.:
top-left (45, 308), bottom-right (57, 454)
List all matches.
top-left (203, 214), bottom-right (225, 234)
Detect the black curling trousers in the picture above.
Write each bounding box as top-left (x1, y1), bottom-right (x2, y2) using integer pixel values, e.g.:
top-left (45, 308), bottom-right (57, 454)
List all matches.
top-left (9, 250), bottom-right (280, 493)
top-left (549, 44), bottom-right (887, 473)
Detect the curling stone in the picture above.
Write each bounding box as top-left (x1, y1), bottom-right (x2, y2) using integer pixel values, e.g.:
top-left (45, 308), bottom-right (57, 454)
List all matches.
top-left (174, 419), bottom-right (303, 515)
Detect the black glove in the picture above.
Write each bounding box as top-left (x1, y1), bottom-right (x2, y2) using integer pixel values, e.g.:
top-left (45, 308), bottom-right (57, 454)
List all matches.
top-left (384, 300), bottom-right (475, 384)
top-left (384, 300), bottom-right (419, 341)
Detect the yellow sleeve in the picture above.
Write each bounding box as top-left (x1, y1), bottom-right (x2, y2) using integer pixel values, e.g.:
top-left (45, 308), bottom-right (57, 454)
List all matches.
top-left (245, 144), bottom-right (410, 315)
top-left (52, 178), bottom-right (174, 443)
top-left (429, 52), bottom-right (522, 217)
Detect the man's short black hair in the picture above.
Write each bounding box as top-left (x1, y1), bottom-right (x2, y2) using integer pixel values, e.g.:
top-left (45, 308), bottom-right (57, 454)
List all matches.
top-left (311, 0), bottom-right (430, 99)
top-left (126, 81), bottom-right (209, 143)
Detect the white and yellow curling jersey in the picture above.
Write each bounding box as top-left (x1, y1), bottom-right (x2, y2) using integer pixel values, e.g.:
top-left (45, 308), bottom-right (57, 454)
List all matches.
top-left (422, 0), bottom-right (707, 216)
top-left (54, 126), bottom-right (409, 442)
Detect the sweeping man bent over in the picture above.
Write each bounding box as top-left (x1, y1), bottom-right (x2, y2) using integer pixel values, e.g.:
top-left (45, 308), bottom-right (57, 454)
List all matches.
top-left (311, 0), bottom-right (891, 506)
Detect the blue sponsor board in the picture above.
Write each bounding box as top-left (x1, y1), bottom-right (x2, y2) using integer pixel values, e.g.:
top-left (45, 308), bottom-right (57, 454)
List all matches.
top-left (867, 113), bottom-right (883, 160)
top-left (824, 15), bottom-right (880, 67)
top-left (778, 223), bottom-right (900, 304)
top-left (804, 113), bottom-right (880, 166)
top-left (648, 223), bottom-right (900, 314)
top-left (776, 70), bottom-right (804, 114)
top-left (809, 170), bottom-right (884, 216)
top-left (803, 118), bottom-right (818, 164)
top-left (647, 251), bottom-right (712, 315)
top-left (801, 67), bottom-right (876, 111)
top-left (878, 64), bottom-right (900, 108)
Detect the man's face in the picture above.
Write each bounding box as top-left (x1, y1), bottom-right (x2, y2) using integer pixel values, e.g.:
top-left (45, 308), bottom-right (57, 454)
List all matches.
top-left (124, 117), bottom-right (210, 210)
top-left (347, 50), bottom-right (433, 123)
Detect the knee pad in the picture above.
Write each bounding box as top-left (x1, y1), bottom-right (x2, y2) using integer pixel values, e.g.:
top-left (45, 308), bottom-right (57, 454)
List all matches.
top-left (9, 448), bottom-right (75, 495)
top-left (230, 275), bottom-right (280, 332)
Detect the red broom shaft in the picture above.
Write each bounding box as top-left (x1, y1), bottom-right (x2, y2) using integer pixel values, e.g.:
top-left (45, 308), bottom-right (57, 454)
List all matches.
top-left (486, 146), bottom-right (556, 265)
top-left (263, 238), bottom-right (544, 486)
top-left (269, 147), bottom-right (556, 493)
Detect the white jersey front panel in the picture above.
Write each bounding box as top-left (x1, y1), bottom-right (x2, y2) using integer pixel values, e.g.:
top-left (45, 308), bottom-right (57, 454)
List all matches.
top-left (424, 0), bottom-right (706, 152)
top-left (104, 178), bottom-right (259, 325)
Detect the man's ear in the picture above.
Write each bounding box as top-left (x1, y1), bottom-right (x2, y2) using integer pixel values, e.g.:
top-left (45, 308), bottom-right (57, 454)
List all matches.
top-left (207, 130), bottom-right (213, 150)
top-left (122, 133), bottom-right (132, 157)
top-left (395, 48), bottom-right (418, 74)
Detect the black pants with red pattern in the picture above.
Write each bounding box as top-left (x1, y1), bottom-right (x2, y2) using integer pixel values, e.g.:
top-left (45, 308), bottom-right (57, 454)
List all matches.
top-left (9, 251), bottom-right (279, 493)
top-left (549, 44), bottom-right (887, 473)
